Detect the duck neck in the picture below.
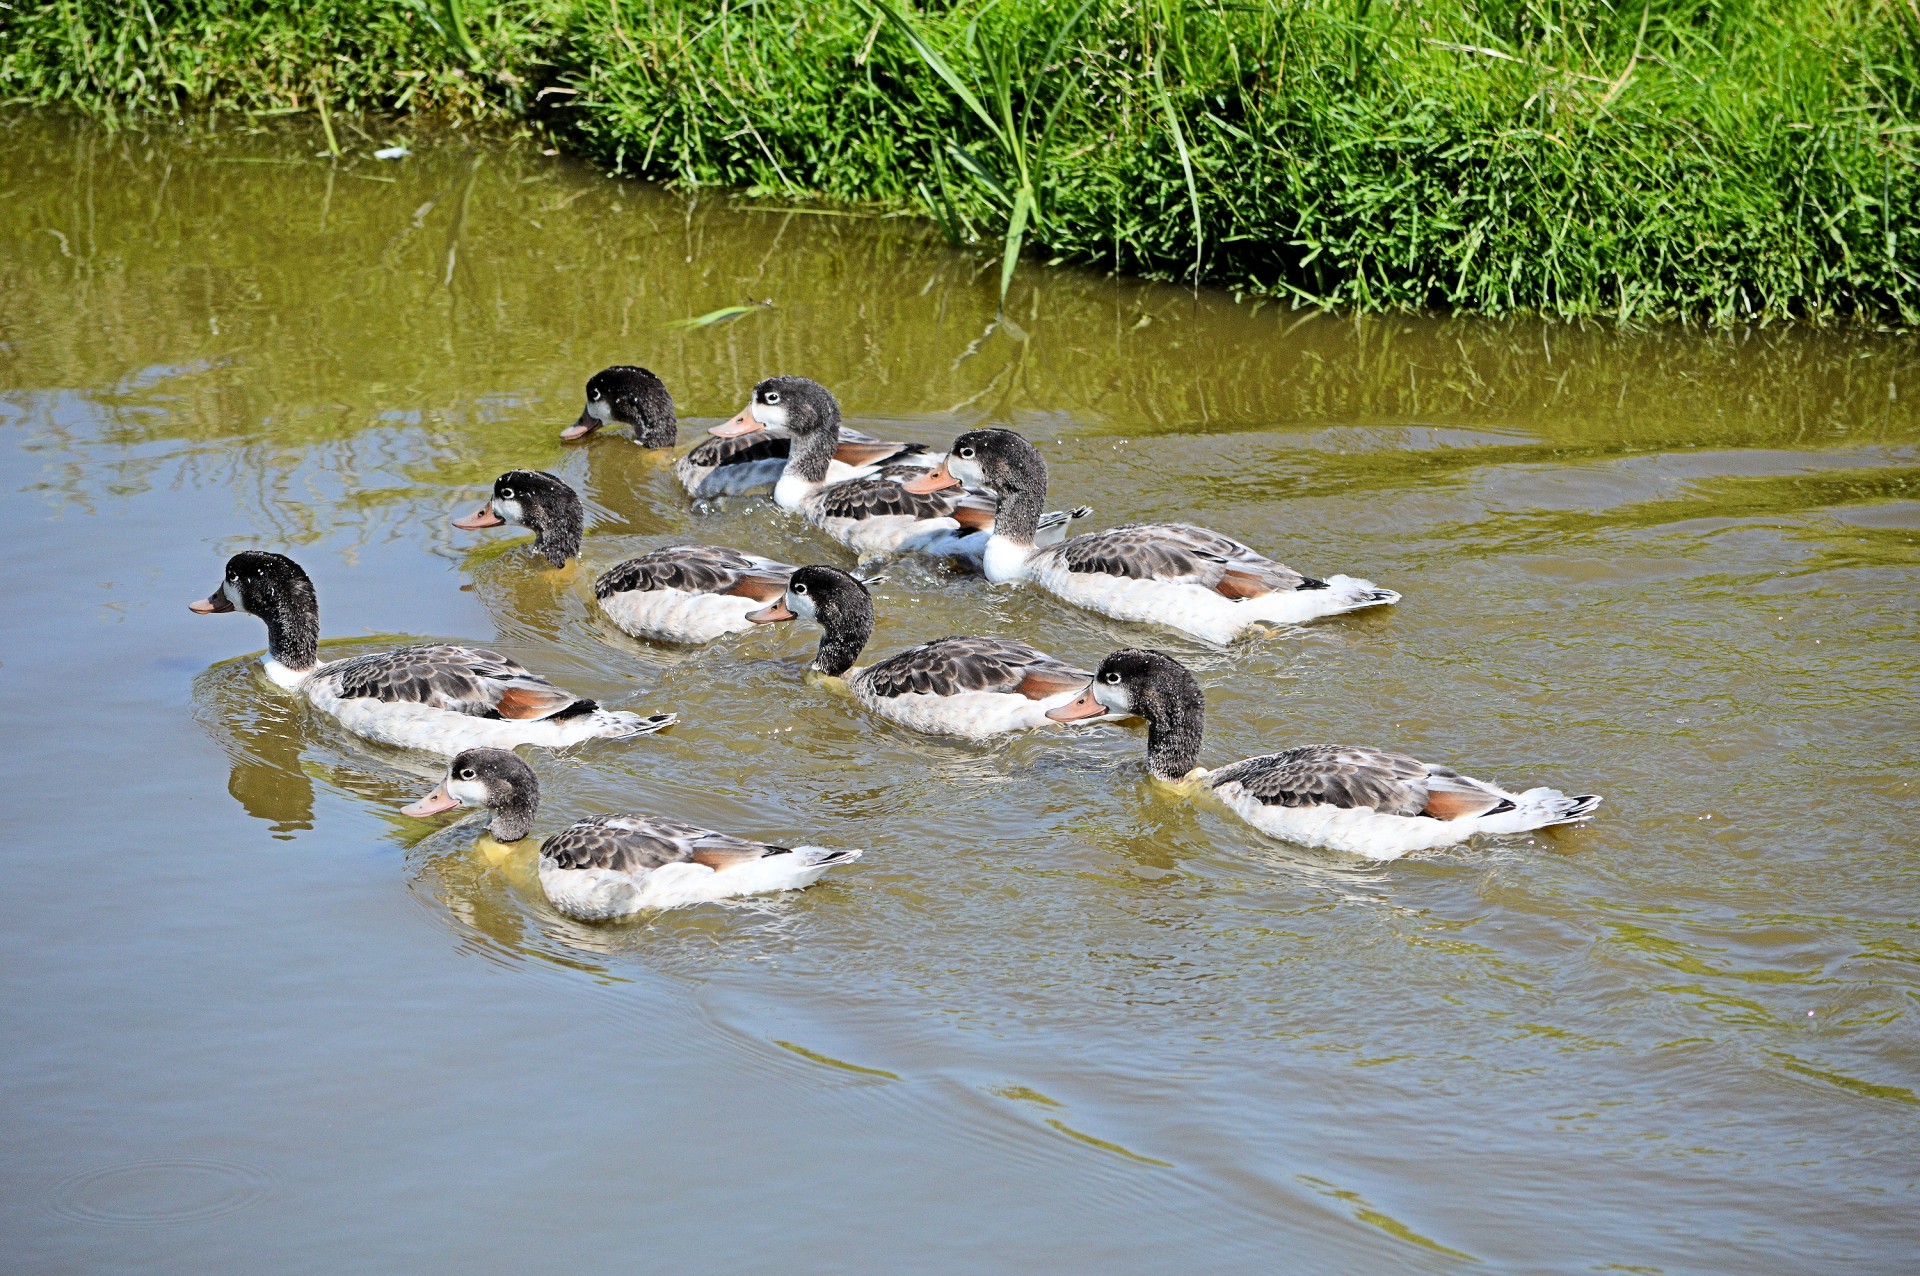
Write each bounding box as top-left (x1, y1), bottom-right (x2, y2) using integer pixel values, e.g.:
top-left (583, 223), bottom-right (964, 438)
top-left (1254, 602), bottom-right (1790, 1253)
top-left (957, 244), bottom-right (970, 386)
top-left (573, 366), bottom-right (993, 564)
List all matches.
top-left (785, 421), bottom-right (840, 488)
top-left (1143, 684), bottom-right (1204, 781)
top-left (990, 486), bottom-right (1047, 548)
top-left (813, 603), bottom-right (872, 678)
top-left (529, 505), bottom-right (581, 568)
top-left (488, 793), bottom-right (537, 843)
top-left (261, 586), bottom-right (320, 673)
top-left (629, 382), bottom-right (677, 448)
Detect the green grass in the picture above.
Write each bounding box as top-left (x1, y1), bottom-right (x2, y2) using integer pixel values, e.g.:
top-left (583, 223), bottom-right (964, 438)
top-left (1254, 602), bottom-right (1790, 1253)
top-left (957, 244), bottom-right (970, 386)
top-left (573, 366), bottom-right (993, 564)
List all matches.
top-left (4, 1), bottom-right (1916, 324)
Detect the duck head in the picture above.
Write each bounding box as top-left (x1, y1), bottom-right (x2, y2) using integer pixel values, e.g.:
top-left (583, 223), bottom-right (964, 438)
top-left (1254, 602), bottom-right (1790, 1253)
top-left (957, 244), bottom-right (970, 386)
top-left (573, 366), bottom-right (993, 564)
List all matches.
top-left (189, 550), bottom-right (321, 674)
top-left (561, 365), bottom-right (677, 447)
top-left (745, 564), bottom-right (874, 677)
top-left (402, 747), bottom-right (541, 842)
top-left (452, 470), bottom-right (583, 567)
top-left (1049, 648), bottom-right (1205, 781)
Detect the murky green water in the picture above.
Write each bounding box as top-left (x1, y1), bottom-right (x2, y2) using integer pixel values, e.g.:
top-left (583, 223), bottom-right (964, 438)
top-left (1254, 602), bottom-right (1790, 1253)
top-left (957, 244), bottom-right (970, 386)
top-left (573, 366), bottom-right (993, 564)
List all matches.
top-left (2, 112), bottom-right (1916, 1272)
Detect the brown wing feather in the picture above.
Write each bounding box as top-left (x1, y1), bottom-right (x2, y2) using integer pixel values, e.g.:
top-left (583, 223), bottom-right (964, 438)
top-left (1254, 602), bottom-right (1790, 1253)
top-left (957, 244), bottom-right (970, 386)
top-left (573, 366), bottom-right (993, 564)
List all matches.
top-left (1054, 523), bottom-right (1318, 595)
top-left (595, 546), bottom-right (796, 601)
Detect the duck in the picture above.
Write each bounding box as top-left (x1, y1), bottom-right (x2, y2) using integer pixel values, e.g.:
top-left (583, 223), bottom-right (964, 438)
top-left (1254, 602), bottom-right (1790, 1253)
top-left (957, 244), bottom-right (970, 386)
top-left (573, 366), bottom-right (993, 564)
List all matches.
top-left (1047, 648), bottom-right (1600, 859)
top-left (712, 376), bottom-right (1087, 563)
top-left (907, 428), bottom-right (1398, 643)
top-left (677, 417), bottom-right (933, 500)
top-left (745, 565), bottom-right (1112, 740)
top-left (189, 551), bottom-right (675, 755)
top-left (401, 748), bottom-right (861, 918)
top-left (452, 470), bottom-right (582, 567)
top-left (558, 365), bottom-right (676, 445)
top-left (447, 470), bottom-right (808, 644)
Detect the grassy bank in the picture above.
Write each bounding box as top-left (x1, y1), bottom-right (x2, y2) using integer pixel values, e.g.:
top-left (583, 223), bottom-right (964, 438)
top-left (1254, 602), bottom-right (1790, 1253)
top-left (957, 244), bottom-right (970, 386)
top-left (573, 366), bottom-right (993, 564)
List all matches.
top-left (5, 1), bottom-right (1917, 324)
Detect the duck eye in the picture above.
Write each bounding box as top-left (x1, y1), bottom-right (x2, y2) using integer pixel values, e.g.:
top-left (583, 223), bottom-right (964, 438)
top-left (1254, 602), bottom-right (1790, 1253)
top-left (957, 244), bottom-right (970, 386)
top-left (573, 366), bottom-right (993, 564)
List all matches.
top-left (1103, 672), bottom-right (1121, 684)
top-left (590, 389), bottom-right (601, 400)
top-left (459, 768), bottom-right (475, 780)
top-left (793, 583), bottom-right (809, 595)
top-left (500, 488), bottom-right (514, 499)
top-left (764, 390), bottom-right (781, 404)
top-left (959, 446), bottom-right (975, 458)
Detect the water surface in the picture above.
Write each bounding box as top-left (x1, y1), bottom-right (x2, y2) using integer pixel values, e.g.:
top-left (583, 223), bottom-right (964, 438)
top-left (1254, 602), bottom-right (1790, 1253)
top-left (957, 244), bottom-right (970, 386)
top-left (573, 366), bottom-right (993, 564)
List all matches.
top-left (1, 113), bottom-right (1916, 1273)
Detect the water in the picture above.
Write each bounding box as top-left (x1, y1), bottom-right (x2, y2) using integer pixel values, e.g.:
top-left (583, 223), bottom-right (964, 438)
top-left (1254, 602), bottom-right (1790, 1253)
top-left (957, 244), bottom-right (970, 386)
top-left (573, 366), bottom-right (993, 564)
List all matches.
top-left (2, 112), bottom-right (1916, 1272)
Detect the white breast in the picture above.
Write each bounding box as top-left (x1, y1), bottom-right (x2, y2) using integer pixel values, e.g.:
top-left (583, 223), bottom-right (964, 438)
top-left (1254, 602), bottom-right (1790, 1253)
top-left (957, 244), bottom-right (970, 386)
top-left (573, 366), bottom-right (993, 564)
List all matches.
top-left (1211, 785), bottom-right (1477, 860)
top-left (849, 681), bottom-right (1071, 740)
top-left (597, 588), bottom-right (762, 644)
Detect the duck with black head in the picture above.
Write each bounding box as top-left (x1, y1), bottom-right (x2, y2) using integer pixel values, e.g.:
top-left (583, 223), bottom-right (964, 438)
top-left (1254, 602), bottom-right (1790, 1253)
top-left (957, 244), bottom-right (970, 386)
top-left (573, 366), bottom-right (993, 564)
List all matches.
top-left (907, 428), bottom-right (1397, 643)
top-left (452, 470), bottom-right (583, 568)
top-left (1047, 649), bottom-right (1601, 860)
top-left (401, 748), bottom-right (862, 918)
top-left (679, 384), bottom-right (934, 500)
top-left (710, 377), bottom-right (1087, 564)
top-left (189, 551), bottom-right (675, 755)
top-left (746, 565), bottom-right (1113, 740)
top-left (559, 366), bottom-right (677, 446)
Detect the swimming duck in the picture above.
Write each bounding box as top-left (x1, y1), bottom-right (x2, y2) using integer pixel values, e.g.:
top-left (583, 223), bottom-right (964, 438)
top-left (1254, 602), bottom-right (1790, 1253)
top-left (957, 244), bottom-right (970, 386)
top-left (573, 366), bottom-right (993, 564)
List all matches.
top-left (677, 418), bottom-right (932, 500)
top-left (401, 748), bottom-right (861, 918)
top-left (712, 377), bottom-right (1086, 563)
top-left (746, 565), bottom-right (1111, 740)
top-left (447, 470), bottom-right (805, 645)
top-left (909, 428), bottom-right (1398, 643)
top-left (1048, 649), bottom-right (1600, 859)
top-left (452, 470), bottom-right (582, 567)
top-left (189, 551), bottom-right (674, 755)
top-left (559, 365), bottom-right (676, 445)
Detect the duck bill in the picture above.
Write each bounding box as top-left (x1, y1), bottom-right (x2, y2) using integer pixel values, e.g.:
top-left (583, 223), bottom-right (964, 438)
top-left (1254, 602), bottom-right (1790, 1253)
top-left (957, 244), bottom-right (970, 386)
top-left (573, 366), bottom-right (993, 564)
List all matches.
top-left (188, 588), bottom-right (234, 615)
top-left (1046, 684), bottom-right (1108, 723)
top-left (746, 601), bottom-right (796, 624)
top-left (560, 408), bottom-right (602, 441)
top-left (451, 503), bottom-right (505, 530)
top-left (401, 784), bottom-right (462, 817)
top-left (901, 460), bottom-right (961, 495)
top-left (709, 406), bottom-right (762, 438)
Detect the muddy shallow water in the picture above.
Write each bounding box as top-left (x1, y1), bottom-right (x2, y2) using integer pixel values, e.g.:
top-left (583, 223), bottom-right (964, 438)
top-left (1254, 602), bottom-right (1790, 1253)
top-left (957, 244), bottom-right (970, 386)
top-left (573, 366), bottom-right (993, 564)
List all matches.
top-left (1, 113), bottom-right (1916, 1272)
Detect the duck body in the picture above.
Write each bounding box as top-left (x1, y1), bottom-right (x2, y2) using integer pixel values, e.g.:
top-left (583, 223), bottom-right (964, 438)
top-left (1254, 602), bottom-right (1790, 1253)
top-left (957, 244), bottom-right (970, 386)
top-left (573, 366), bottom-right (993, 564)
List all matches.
top-left (401, 749), bottom-right (860, 919)
top-left (847, 636), bottom-right (1102, 740)
top-left (1012, 523), bottom-right (1397, 645)
top-left (746, 565), bottom-right (1111, 741)
top-left (945, 429), bottom-right (1396, 643)
top-left (594, 545), bottom-right (799, 644)
top-left (1206, 747), bottom-right (1602, 860)
top-left (538, 814), bottom-right (860, 918)
top-left (1049, 649), bottom-right (1600, 861)
top-left (192, 552), bottom-right (674, 757)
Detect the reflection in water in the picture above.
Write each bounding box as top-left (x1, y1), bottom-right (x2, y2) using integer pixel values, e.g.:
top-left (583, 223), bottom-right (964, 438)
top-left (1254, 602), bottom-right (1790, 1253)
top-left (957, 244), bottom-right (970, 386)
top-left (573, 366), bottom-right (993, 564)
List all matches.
top-left (7, 110), bottom-right (1919, 1271)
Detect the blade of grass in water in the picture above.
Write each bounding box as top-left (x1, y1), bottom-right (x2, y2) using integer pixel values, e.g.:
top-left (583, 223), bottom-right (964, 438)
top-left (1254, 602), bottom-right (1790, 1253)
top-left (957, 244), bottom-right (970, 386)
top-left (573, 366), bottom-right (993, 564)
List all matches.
top-left (665, 302), bottom-right (773, 330)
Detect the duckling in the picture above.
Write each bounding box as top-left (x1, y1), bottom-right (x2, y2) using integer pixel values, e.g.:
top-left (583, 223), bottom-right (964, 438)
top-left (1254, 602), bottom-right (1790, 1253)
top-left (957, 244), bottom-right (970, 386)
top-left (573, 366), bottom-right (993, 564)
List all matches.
top-left (452, 470), bottom-right (582, 567)
top-left (1048, 649), bottom-right (1600, 860)
top-left (746, 565), bottom-right (1111, 740)
top-left (559, 365), bottom-right (676, 445)
top-left (401, 747), bottom-right (862, 917)
top-left (189, 551), bottom-right (673, 755)
top-left (911, 428), bottom-right (1397, 643)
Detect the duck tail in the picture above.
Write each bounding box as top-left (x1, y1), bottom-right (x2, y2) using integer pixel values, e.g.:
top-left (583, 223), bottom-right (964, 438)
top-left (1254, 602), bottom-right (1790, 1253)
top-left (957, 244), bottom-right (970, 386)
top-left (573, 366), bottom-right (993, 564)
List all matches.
top-left (1322, 574), bottom-right (1400, 610)
top-left (596, 709), bottom-right (678, 739)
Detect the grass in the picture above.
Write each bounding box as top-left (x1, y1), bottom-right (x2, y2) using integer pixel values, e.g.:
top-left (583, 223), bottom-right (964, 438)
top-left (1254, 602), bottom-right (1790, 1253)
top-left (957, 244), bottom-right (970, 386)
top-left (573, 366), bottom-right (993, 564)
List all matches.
top-left (4, 1), bottom-right (1916, 324)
